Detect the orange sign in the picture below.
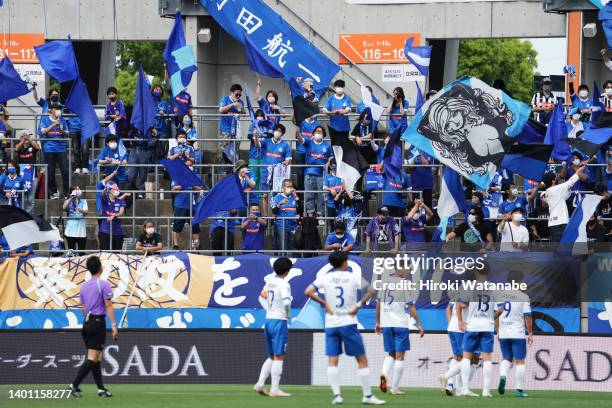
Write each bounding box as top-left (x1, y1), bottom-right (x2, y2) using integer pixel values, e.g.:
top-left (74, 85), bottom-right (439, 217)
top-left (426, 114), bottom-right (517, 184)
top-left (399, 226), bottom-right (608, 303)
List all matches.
top-left (339, 33), bottom-right (421, 64)
top-left (0, 33), bottom-right (45, 63)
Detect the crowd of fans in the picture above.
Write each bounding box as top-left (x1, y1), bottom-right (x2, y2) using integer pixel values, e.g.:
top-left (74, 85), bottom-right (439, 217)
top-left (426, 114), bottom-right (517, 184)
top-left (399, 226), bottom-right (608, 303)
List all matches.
top-left (0, 57), bottom-right (611, 258)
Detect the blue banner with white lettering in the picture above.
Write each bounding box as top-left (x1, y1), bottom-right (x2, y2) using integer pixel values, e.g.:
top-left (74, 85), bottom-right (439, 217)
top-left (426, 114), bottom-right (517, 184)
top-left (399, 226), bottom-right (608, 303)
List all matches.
top-left (200, 0), bottom-right (340, 93)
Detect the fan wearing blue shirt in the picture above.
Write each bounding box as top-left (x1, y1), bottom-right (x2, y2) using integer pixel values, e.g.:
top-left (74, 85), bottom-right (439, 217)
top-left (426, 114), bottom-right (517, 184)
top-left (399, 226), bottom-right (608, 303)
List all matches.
top-left (499, 183), bottom-right (537, 217)
top-left (210, 209), bottom-right (241, 256)
top-left (65, 104), bottom-right (88, 175)
top-left (298, 126), bottom-right (332, 214)
top-left (168, 130), bottom-right (195, 164)
top-left (256, 79), bottom-right (287, 126)
top-left (324, 221), bottom-right (354, 253)
top-left (171, 158), bottom-right (203, 251)
top-left (40, 104), bottom-right (70, 199)
top-left (218, 84), bottom-right (244, 163)
top-left (401, 199), bottom-right (433, 252)
top-left (271, 179), bottom-right (299, 252)
top-left (105, 86), bottom-right (128, 138)
top-left (32, 87), bottom-right (61, 114)
top-left (386, 86), bottom-right (409, 135)
top-left (172, 90), bottom-right (193, 126)
top-left (323, 80), bottom-right (352, 132)
top-left (151, 84), bottom-right (171, 138)
top-left (382, 170), bottom-right (411, 217)
top-left (323, 159), bottom-right (345, 229)
top-left (408, 151), bottom-right (434, 209)
top-left (296, 116), bottom-right (322, 191)
top-left (0, 161), bottom-right (25, 208)
top-left (98, 135), bottom-right (128, 185)
top-left (178, 114), bottom-right (201, 167)
top-left (241, 203), bottom-right (267, 251)
top-left (569, 81), bottom-right (593, 123)
top-left (255, 124), bottom-right (292, 214)
top-left (247, 110), bottom-right (273, 191)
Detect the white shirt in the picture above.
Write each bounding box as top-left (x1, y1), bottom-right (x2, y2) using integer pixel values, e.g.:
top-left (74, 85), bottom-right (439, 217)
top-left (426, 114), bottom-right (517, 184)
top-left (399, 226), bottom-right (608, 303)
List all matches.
top-left (543, 173), bottom-right (579, 227)
top-left (447, 302), bottom-right (462, 333)
top-left (379, 280), bottom-right (413, 328)
top-left (262, 276), bottom-right (292, 320)
top-left (497, 222), bottom-right (529, 252)
top-left (462, 297), bottom-right (495, 332)
top-left (606, 59), bottom-right (612, 71)
top-left (312, 269), bottom-right (362, 328)
top-left (64, 199), bottom-right (88, 238)
top-left (498, 300), bottom-right (531, 339)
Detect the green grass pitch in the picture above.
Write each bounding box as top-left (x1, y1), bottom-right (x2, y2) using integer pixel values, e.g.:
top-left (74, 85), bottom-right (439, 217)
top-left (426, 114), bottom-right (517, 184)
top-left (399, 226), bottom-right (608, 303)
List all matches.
top-left (1, 385), bottom-right (611, 407)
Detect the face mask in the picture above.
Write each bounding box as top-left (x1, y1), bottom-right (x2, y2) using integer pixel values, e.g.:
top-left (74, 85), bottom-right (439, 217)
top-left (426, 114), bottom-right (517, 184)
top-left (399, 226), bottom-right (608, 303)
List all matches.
top-left (108, 142), bottom-right (117, 150)
top-left (543, 85), bottom-right (552, 92)
top-left (55, 110), bottom-right (62, 118)
top-left (572, 159), bottom-right (580, 166)
top-left (572, 113), bottom-right (581, 121)
top-left (468, 214), bottom-right (477, 223)
top-left (188, 166), bottom-right (194, 171)
top-left (579, 90), bottom-right (589, 99)
top-left (252, 211), bottom-right (260, 217)
top-left (335, 87), bottom-right (344, 95)
top-left (256, 117), bottom-right (265, 124)
top-left (145, 227), bottom-right (155, 235)
top-left (183, 119), bottom-right (191, 126)
top-left (511, 188), bottom-right (518, 196)
top-left (512, 213), bottom-right (522, 222)
top-left (330, 165), bottom-right (337, 171)
top-left (606, 88), bottom-right (612, 96)
top-left (72, 190), bottom-right (82, 197)
top-left (267, 97), bottom-right (276, 104)
top-left (109, 96), bottom-right (117, 101)
top-left (284, 188), bottom-right (292, 195)
top-left (178, 139), bottom-right (186, 145)
top-left (412, 213), bottom-right (420, 221)
top-left (335, 233), bottom-right (344, 239)
top-left (471, 197), bottom-right (480, 205)
top-left (50, 95), bottom-right (59, 103)
top-left (273, 131), bottom-right (282, 140)
top-left (313, 134), bottom-right (323, 142)
top-left (7, 167), bottom-right (16, 174)
top-left (153, 91), bottom-right (162, 98)
top-left (378, 216), bottom-right (387, 224)
top-left (112, 190), bottom-right (120, 197)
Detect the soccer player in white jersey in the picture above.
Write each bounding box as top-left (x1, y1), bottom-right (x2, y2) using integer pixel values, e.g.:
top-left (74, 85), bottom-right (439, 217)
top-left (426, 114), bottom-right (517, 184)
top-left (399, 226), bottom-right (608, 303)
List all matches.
top-left (305, 251), bottom-right (386, 405)
top-left (496, 270), bottom-right (533, 398)
top-left (375, 267), bottom-right (424, 395)
top-left (457, 263), bottom-right (499, 397)
top-left (254, 258), bottom-right (293, 397)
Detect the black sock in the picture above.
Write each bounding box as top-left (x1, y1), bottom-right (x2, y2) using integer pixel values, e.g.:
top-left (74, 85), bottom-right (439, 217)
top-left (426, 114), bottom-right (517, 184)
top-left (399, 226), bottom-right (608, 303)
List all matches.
top-left (91, 362), bottom-right (104, 390)
top-left (72, 359), bottom-right (96, 387)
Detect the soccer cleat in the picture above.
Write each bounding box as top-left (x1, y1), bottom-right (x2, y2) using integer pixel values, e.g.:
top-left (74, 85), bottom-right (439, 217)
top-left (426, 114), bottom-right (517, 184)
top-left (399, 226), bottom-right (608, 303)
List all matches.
top-left (331, 394), bottom-right (343, 405)
top-left (444, 384), bottom-right (454, 397)
top-left (81, 168), bottom-right (89, 175)
top-left (98, 388), bottom-right (113, 397)
top-left (253, 385), bottom-right (269, 396)
top-left (482, 391), bottom-right (493, 398)
top-left (458, 389), bottom-right (479, 397)
top-left (438, 374), bottom-right (447, 392)
top-left (379, 375), bottom-right (388, 393)
top-left (269, 390), bottom-right (291, 397)
top-left (498, 375), bottom-right (506, 395)
top-left (74, 168), bottom-right (81, 175)
top-left (390, 389), bottom-right (405, 395)
top-left (50, 192), bottom-right (60, 200)
top-left (515, 390), bottom-right (528, 398)
top-left (362, 395), bottom-right (386, 405)
top-left (67, 384), bottom-right (81, 398)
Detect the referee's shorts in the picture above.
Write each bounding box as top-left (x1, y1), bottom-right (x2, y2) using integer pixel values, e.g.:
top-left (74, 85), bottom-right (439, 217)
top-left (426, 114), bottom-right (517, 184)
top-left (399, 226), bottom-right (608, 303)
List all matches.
top-left (82, 315), bottom-right (107, 350)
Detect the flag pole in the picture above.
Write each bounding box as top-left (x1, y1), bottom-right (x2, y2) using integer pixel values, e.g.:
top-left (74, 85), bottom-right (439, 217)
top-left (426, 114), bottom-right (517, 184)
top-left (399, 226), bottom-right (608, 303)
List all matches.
top-left (118, 252), bottom-right (148, 329)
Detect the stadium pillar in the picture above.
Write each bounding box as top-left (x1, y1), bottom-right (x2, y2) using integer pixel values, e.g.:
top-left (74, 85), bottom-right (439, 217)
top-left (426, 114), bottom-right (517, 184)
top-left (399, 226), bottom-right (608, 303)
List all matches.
top-left (443, 39), bottom-right (460, 87)
top-left (98, 41), bottom-right (117, 104)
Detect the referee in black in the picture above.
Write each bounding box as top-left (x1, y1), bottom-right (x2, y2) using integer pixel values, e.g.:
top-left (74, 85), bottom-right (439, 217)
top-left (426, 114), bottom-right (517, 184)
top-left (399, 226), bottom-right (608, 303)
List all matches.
top-left (68, 255), bottom-right (118, 397)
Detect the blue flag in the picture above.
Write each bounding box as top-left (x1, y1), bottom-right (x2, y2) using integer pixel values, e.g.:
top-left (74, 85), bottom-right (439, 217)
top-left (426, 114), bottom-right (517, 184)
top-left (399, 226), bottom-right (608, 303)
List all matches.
top-left (0, 57), bottom-right (30, 102)
top-left (244, 33), bottom-right (284, 78)
top-left (65, 76), bottom-right (101, 144)
top-left (517, 118), bottom-right (547, 144)
top-left (415, 82), bottom-right (426, 114)
top-left (599, 4), bottom-right (612, 49)
top-left (0, 1), bottom-right (3, 7)
top-left (401, 76), bottom-right (531, 190)
top-left (431, 166), bottom-right (466, 248)
top-left (160, 158), bottom-right (204, 190)
top-left (192, 173), bottom-right (247, 224)
top-left (404, 37), bottom-right (432, 76)
top-left (34, 40), bottom-right (79, 83)
top-left (544, 102), bottom-right (571, 161)
top-left (201, 0), bottom-right (340, 95)
top-left (383, 127), bottom-right (403, 179)
top-left (164, 11), bottom-right (197, 97)
top-left (559, 194), bottom-right (603, 255)
top-left (243, 82), bottom-right (257, 124)
top-left (501, 143), bottom-right (553, 182)
top-left (590, 81), bottom-right (606, 125)
top-left (131, 66), bottom-right (157, 135)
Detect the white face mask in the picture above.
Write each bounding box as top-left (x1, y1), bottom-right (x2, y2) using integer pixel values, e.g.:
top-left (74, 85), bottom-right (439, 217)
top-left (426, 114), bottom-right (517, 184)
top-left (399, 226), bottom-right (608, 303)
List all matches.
top-left (72, 190), bottom-right (81, 198)
top-left (108, 142), bottom-right (117, 150)
top-left (273, 131), bottom-right (282, 140)
top-left (471, 197), bottom-right (480, 205)
top-left (284, 187), bottom-right (292, 195)
top-left (313, 133), bottom-right (323, 142)
top-left (267, 97), bottom-right (276, 104)
top-left (145, 227), bottom-right (155, 235)
top-left (112, 190), bottom-right (120, 197)
top-left (606, 88), bottom-right (612, 97)
top-left (512, 213), bottom-right (522, 222)
top-left (335, 233), bottom-right (344, 239)
top-left (572, 159), bottom-right (581, 166)
top-left (511, 188), bottom-right (519, 196)
top-left (177, 138), bottom-right (186, 145)
top-left (468, 214), bottom-right (477, 223)
top-left (335, 87), bottom-right (344, 95)
top-left (572, 113), bottom-right (581, 121)
top-left (579, 90), bottom-right (589, 99)
top-left (412, 213), bottom-right (420, 221)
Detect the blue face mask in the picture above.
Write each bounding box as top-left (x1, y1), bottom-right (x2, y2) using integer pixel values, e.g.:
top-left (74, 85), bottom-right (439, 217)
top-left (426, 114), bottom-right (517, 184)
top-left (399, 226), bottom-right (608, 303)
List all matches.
top-left (183, 119), bottom-right (192, 126)
top-left (8, 167), bottom-right (16, 174)
top-left (153, 91), bottom-right (162, 98)
top-left (331, 165), bottom-right (337, 171)
top-left (252, 211), bottom-right (261, 217)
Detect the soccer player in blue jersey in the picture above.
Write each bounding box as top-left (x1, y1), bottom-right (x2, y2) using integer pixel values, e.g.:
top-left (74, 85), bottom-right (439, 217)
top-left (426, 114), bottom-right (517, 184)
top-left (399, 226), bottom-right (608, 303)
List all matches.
top-left (254, 257), bottom-right (293, 398)
top-left (305, 251), bottom-right (386, 405)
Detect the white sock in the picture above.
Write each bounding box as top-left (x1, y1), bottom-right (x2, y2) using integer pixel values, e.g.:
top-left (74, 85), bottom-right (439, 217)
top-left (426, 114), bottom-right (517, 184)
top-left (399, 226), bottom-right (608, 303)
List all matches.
top-left (445, 359), bottom-right (461, 380)
top-left (460, 358), bottom-right (471, 392)
top-left (500, 359), bottom-right (511, 378)
top-left (382, 356), bottom-right (394, 381)
top-left (256, 358), bottom-right (272, 387)
top-left (327, 366), bottom-right (341, 396)
top-left (391, 360), bottom-right (404, 391)
top-left (455, 370), bottom-right (463, 391)
top-left (469, 363), bottom-right (478, 381)
top-left (270, 360), bottom-right (283, 393)
top-left (516, 364), bottom-right (526, 391)
top-left (482, 361), bottom-right (492, 394)
top-left (358, 367), bottom-right (372, 397)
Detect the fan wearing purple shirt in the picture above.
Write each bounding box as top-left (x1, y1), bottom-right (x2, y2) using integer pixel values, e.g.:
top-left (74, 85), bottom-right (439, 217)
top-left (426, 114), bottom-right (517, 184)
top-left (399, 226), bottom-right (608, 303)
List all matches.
top-left (68, 255), bottom-right (116, 398)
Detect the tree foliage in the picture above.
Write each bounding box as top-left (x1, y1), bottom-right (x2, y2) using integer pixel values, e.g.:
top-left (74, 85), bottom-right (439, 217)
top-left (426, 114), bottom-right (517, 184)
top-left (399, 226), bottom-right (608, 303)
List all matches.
top-left (457, 39), bottom-right (538, 103)
top-left (116, 41), bottom-right (166, 78)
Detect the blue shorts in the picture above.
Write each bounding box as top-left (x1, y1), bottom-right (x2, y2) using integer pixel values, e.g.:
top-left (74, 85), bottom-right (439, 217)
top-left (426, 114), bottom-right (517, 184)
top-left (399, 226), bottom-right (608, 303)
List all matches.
top-left (382, 327), bottom-right (410, 353)
top-left (448, 332), bottom-right (464, 357)
top-left (264, 319), bottom-right (288, 357)
top-left (499, 338), bottom-right (527, 361)
top-left (462, 331), bottom-right (494, 354)
top-left (325, 324), bottom-right (365, 357)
